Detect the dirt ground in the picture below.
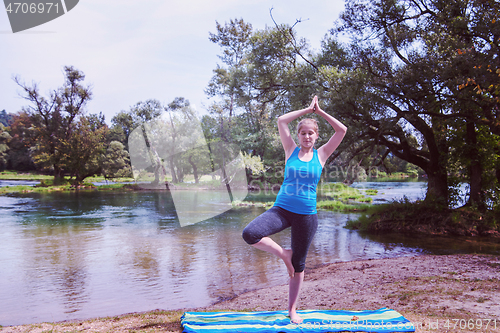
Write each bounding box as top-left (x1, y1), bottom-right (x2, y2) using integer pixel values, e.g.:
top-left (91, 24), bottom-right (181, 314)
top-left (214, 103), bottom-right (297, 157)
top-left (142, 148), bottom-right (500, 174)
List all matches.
top-left (2, 254), bottom-right (499, 333)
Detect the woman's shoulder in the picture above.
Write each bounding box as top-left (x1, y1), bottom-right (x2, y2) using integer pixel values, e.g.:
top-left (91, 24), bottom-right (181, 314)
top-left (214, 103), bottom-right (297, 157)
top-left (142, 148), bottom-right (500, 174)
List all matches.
top-left (312, 148), bottom-right (323, 165)
top-left (285, 145), bottom-right (299, 162)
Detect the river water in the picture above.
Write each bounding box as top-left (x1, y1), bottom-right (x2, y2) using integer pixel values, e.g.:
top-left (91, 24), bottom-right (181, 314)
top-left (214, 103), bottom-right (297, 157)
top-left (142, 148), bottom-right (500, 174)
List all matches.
top-left (0, 182), bottom-right (498, 326)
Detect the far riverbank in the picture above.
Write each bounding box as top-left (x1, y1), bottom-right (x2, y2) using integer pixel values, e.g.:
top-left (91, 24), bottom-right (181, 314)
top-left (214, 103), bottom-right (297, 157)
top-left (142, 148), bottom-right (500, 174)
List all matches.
top-left (2, 176), bottom-right (499, 239)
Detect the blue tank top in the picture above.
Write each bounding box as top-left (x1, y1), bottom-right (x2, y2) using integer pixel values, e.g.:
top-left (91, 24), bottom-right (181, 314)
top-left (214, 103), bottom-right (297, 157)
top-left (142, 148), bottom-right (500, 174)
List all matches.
top-left (274, 147), bottom-right (323, 214)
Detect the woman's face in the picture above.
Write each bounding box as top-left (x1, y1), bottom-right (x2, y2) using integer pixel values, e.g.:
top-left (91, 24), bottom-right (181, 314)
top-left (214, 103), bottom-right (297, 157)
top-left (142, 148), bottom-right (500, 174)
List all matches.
top-left (297, 123), bottom-right (318, 149)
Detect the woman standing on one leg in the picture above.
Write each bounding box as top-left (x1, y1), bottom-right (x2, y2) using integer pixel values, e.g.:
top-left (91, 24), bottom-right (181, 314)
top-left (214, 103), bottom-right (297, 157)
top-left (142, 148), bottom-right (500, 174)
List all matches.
top-left (242, 95), bottom-right (347, 324)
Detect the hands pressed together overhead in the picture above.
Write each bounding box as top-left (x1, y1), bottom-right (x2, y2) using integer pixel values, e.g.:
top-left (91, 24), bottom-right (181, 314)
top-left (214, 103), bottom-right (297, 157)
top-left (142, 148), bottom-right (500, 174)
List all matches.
top-left (308, 95), bottom-right (320, 113)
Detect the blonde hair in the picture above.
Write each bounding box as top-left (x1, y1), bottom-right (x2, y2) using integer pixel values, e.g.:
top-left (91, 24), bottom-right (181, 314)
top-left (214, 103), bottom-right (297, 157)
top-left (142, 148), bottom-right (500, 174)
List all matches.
top-left (296, 118), bottom-right (319, 134)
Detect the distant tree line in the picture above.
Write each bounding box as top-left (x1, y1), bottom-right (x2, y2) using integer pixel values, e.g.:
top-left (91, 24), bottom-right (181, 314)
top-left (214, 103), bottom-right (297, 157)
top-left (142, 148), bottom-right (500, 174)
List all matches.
top-left (0, 67), bottom-right (246, 186)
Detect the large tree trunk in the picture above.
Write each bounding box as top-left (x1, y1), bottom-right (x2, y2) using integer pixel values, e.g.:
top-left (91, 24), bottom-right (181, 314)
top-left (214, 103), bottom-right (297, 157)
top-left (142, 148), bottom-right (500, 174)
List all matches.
top-left (376, 122), bottom-right (450, 207)
top-left (425, 169), bottom-right (448, 205)
top-left (53, 165), bottom-right (65, 185)
top-left (188, 155), bottom-right (199, 184)
top-left (465, 120), bottom-right (485, 210)
top-left (422, 118), bottom-right (450, 207)
top-left (168, 157), bottom-right (178, 183)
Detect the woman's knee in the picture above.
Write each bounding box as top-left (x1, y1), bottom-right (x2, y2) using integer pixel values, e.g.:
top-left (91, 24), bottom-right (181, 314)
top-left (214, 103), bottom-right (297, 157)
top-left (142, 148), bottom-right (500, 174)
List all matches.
top-left (292, 256), bottom-right (306, 273)
top-left (242, 226), bottom-right (260, 245)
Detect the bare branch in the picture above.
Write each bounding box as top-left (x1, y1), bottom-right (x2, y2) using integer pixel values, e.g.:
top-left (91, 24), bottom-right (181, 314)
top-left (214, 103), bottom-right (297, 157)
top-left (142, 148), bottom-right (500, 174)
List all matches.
top-left (269, 7), bottom-right (318, 71)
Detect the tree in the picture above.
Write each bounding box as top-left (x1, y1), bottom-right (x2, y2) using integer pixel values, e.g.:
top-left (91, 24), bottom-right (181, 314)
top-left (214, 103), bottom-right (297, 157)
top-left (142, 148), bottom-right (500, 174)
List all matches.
top-left (127, 97), bottom-right (213, 186)
top-left (328, 0), bottom-right (499, 208)
top-left (110, 111), bottom-right (134, 148)
top-left (0, 109), bottom-right (13, 127)
top-left (63, 114), bottom-right (108, 184)
top-left (102, 141), bottom-right (132, 179)
top-left (206, 18), bottom-right (317, 166)
top-left (443, 0), bottom-right (500, 209)
top-left (6, 112), bottom-right (36, 171)
top-left (0, 124), bottom-right (11, 171)
top-left (207, 18), bottom-right (253, 118)
top-left (162, 97), bottom-right (193, 184)
top-left (205, 8), bottom-right (498, 211)
top-left (15, 66), bottom-right (93, 182)
top-left (111, 99), bottom-right (164, 150)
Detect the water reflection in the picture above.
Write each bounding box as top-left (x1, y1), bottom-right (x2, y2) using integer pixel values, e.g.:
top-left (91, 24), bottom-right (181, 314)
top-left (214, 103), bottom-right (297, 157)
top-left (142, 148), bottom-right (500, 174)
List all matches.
top-left (350, 181), bottom-right (469, 207)
top-left (0, 187), bottom-right (498, 326)
top-left (0, 180), bottom-right (40, 187)
top-left (350, 181), bottom-right (427, 203)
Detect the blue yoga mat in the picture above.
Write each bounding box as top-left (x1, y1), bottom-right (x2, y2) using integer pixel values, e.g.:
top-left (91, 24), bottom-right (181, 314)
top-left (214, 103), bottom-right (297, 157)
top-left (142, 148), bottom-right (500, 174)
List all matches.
top-left (181, 307), bottom-right (415, 332)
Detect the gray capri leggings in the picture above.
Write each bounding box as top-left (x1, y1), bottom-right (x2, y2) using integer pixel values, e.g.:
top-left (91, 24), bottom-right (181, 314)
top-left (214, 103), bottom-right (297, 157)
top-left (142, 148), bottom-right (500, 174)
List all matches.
top-left (242, 206), bottom-right (318, 273)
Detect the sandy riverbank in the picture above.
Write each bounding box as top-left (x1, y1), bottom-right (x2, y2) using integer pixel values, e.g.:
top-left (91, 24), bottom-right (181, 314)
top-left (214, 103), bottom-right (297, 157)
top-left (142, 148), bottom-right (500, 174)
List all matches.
top-left (2, 254), bottom-right (499, 333)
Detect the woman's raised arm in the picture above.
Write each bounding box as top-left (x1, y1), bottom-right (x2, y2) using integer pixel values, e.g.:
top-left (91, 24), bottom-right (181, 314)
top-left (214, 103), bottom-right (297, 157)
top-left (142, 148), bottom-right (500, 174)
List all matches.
top-left (314, 99), bottom-right (347, 166)
top-left (277, 96), bottom-right (317, 160)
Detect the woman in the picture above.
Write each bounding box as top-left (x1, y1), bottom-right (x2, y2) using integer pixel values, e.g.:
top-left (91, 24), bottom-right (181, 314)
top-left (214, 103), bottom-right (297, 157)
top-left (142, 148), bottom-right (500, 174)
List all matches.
top-left (242, 95), bottom-right (347, 324)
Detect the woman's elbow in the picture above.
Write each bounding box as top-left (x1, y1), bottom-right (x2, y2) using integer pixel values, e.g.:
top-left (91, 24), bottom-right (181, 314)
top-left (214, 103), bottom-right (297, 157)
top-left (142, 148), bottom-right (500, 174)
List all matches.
top-left (338, 125), bottom-right (347, 135)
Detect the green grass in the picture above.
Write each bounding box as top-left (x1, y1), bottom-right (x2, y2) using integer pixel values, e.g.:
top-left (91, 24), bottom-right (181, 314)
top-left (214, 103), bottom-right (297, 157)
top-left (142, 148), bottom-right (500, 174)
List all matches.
top-left (97, 183), bottom-right (130, 190)
top-left (0, 170), bottom-right (52, 181)
top-left (364, 189), bottom-right (378, 195)
top-left (317, 200), bottom-right (371, 212)
top-left (233, 198), bottom-right (371, 213)
top-left (319, 182), bottom-right (373, 203)
top-left (0, 184), bottom-right (75, 194)
top-left (232, 200), bottom-right (273, 208)
top-left (87, 175), bottom-right (135, 183)
top-left (237, 182), bottom-right (374, 213)
top-left (0, 170), bottom-right (135, 184)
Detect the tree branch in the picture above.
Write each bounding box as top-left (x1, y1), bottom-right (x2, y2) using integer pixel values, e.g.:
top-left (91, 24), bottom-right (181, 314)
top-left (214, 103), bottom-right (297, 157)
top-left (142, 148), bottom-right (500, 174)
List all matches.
top-left (269, 7), bottom-right (318, 71)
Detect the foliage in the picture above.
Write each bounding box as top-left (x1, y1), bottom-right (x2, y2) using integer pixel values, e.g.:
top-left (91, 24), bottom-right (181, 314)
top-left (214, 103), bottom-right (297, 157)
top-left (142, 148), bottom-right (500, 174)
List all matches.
top-left (14, 66), bottom-right (98, 183)
top-left (125, 97), bottom-right (227, 187)
top-left (319, 182), bottom-right (373, 203)
top-left (331, 0), bottom-right (500, 209)
top-left (316, 200), bottom-right (372, 212)
top-left (346, 198), bottom-right (499, 236)
top-left (0, 109), bottom-right (13, 126)
top-left (62, 115), bottom-right (108, 184)
top-left (205, 18), bottom-right (316, 167)
top-left (111, 99), bottom-right (164, 149)
top-left (102, 141), bottom-right (132, 179)
top-left (202, 0), bottom-right (499, 213)
top-left (36, 178), bottom-right (71, 187)
top-left (2, 1), bottom-right (498, 218)
top-left (6, 111), bottom-right (36, 171)
top-left (241, 151), bottom-right (265, 176)
top-left (0, 123), bottom-right (11, 171)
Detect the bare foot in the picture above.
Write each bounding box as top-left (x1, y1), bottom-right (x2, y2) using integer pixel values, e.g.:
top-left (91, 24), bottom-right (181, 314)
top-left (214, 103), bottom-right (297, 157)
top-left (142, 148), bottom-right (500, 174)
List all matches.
top-left (289, 310), bottom-right (303, 324)
top-left (282, 249), bottom-right (295, 278)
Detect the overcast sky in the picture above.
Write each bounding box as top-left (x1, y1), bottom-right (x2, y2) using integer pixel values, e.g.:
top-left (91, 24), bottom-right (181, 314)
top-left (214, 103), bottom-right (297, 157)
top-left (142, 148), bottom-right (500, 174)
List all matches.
top-left (1, 0), bottom-right (345, 123)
